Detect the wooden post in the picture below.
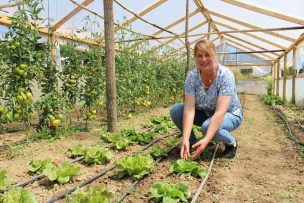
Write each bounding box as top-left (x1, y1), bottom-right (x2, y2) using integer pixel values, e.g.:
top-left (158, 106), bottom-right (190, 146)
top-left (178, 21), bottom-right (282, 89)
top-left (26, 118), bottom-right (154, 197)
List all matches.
top-left (272, 62), bottom-right (276, 94)
top-left (292, 47), bottom-right (296, 104)
top-left (207, 21), bottom-right (211, 40)
top-left (220, 38), bottom-right (227, 64)
top-left (283, 54), bottom-right (287, 100)
top-left (276, 59), bottom-right (280, 96)
top-left (50, 34), bottom-right (56, 68)
top-left (104, 0), bottom-right (117, 132)
top-left (185, 0), bottom-right (190, 77)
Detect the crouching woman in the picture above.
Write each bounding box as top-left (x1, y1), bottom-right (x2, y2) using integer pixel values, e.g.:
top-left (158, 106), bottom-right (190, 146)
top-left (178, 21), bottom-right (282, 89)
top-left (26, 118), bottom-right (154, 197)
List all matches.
top-left (170, 39), bottom-right (243, 160)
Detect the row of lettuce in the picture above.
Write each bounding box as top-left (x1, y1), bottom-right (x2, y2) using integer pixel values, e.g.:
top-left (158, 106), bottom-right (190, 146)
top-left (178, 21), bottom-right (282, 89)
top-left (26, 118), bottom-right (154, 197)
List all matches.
top-left (0, 0), bottom-right (185, 135)
top-left (0, 116), bottom-right (210, 202)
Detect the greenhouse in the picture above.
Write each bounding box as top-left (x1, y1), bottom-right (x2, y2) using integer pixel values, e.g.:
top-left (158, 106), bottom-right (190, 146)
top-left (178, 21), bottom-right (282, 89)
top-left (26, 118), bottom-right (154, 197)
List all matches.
top-left (0, 0), bottom-right (303, 202)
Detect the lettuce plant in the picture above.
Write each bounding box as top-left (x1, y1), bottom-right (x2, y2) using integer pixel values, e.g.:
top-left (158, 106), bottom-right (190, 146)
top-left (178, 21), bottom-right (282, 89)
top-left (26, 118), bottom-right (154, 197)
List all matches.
top-left (149, 144), bottom-right (167, 159)
top-left (68, 145), bottom-right (86, 157)
top-left (128, 131), bottom-right (156, 145)
top-left (149, 181), bottom-right (190, 203)
top-left (115, 154), bottom-right (154, 180)
top-left (67, 185), bottom-right (113, 203)
top-left (0, 187), bottom-right (38, 203)
top-left (165, 137), bottom-right (179, 148)
top-left (0, 170), bottom-right (9, 190)
top-left (28, 158), bottom-right (52, 174)
top-left (43, 162), bottom-right (80, 184)
top-left (170, 159), bottom-right (207, 179)
top-left (84, 146), bottom-right (113, 165)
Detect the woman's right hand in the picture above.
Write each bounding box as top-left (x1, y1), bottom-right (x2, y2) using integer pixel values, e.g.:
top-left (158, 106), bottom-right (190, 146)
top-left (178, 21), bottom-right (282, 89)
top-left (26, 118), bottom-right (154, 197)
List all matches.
top-left (180, 139), bottom-right (190, 160)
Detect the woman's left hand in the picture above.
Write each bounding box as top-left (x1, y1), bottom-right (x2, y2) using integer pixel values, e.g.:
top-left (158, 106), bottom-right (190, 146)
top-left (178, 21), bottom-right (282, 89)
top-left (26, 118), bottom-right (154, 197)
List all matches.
top-left (191, 139), bottom-right (209, 159)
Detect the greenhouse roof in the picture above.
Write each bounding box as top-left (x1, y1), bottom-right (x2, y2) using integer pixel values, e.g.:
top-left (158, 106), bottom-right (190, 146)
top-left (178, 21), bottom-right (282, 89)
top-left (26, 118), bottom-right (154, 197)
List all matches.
top-left (0, 0), bottom-right (304, 62)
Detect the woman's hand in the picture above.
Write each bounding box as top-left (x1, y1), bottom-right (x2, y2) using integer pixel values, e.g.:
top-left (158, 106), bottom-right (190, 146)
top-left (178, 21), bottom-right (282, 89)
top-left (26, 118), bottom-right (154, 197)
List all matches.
top-left (191, 139), bottom-right (209, 159)
top-left (180, 139), bottom-right (190, 160)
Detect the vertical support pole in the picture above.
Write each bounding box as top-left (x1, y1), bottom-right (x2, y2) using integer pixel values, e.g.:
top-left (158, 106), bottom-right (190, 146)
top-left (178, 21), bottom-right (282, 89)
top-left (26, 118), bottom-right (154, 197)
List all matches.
top-left (272, 62), bottom-right (276, 95)
top-left (50, 34), bottom-right (56, 68)
top-left (104, 0), bottom-right (117, 132)
top-left (283, 54), bottom-right (287, 100)
top-left (220, 37), bottom-right (227, 65)
top-left (185, 0), bottom-right (190, 77)
top-left (292, 46), bottom-right (296, 104)
top-left (276, 59), bottom-right (280, 96)
top-left (207, 21), bottom-right (211, 40)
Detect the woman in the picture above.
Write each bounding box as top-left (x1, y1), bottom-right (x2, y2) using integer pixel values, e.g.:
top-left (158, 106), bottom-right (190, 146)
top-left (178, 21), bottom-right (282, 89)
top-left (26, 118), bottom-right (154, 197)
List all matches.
top-left (170, 39), bottom-right (243, 160)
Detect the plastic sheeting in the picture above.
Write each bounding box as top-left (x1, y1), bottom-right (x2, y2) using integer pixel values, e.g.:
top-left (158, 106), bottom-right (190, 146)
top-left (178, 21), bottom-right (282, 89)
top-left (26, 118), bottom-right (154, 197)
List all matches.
top-left (252, 66), bottom-right (271, 77)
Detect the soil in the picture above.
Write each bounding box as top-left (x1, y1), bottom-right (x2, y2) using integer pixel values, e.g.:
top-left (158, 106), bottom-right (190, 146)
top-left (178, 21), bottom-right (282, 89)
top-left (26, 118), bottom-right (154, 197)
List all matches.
top-left (0, 95), bottom-right (303, 203)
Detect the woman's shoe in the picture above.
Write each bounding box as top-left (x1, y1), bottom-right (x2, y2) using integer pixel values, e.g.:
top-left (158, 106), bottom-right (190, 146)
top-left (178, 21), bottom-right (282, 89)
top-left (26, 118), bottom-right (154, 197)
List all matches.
top-left (221, 141), bottom-right (238, 159)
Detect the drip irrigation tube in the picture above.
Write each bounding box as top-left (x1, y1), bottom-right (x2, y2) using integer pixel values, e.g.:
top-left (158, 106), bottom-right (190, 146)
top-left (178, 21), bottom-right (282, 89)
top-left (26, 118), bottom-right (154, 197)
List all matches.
top-left (272, 106), bottom-right (304, 146)
top-left (45, 131), bottom-right (179, 203)
top-left (297, 120), bottom-right (304, 130)
top-left (117, 141), bottom-right (180, 202)
top-left (190, 143), bottom-right (219, 203)
top-left (0, 138), bottom-right (29, 151)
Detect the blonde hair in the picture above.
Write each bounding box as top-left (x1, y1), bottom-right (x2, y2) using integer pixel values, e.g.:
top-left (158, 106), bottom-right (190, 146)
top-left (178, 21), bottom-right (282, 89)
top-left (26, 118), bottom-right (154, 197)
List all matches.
top-left (194, 39), bottom-right (216, 57)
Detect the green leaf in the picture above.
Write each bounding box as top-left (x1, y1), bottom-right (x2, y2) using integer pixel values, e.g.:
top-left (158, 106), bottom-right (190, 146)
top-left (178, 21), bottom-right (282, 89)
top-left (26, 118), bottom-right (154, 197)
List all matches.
top-left (43, 162), bottom-right (80, 184)
top-left (84, 146), bottom-right (112, 165)
top-left (28, 158), bottom-right (52, 174)
top-left (170, 159), bottom-right (207, 179)
top-left (1, 187), bottom-right (38, 203)
top-left (149, 182), bottom-right (190, 203)
top-left (67, 185), bottom-right (113, 203)
top-left (68, 145), bottom-right (85, 157)
top-left (0, 170), bottom-right (9, 190)
top-left (116, 154), bottom-right (154, 180)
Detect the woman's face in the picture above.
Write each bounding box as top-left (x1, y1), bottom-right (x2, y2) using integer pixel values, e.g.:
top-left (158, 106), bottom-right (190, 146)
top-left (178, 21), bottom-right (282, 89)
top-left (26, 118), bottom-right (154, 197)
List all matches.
top-left (194, 48), bottom-right (216, 71)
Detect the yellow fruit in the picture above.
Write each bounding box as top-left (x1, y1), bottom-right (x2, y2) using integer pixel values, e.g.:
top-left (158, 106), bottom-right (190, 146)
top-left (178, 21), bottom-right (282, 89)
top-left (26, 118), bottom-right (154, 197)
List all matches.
top-left (0, 106), bottom-right (4, 113)
top-left (91, 110), bottom-right (97, 115)
top-left (17, 69), bottom-right (25, 76)
top-left (10, 45), bottom-right (16, 49)
top-left (18, 87), bottom-right (25, 93)
top-left (48, 115), bottom-right (55, 121)
top-left (19, 64), bottom-right (27, 69)
top-left (88, 115), bottom-right (96, 120)
top-left (69, 79), bottom-right (75, 84)
top-left (17, 95), bottom-right (24, 103)
top-left (57, 114), bottom-right (64, 119)
top-left (97, 100), bottom-right (104, 106)
top-left (51, 119), bottom-right (61, 128)
top-left (26, 92), bottom-right (32, 100)
top-left (127, 113), bottom-right (132, 119)
top-left (14, 41), bottom-right (20, 47)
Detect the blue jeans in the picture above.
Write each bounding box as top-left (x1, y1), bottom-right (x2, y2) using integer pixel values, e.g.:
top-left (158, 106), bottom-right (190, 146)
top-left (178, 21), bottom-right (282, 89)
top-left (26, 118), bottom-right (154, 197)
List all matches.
top-left (170, 103), bottom-right (243, 146)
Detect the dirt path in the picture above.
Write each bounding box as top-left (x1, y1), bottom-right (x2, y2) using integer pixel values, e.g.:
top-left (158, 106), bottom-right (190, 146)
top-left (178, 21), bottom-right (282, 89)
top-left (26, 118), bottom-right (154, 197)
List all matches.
top-left (199, 95), bottom-right (304, 202)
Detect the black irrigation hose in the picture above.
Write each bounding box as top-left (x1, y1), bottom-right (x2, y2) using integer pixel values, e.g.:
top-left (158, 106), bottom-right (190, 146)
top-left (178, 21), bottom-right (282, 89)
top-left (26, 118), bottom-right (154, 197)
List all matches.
top-left (297, 120), bottom-right (304, 130)
top-left (45, 131), bottom-right (179, 203)
top-left (272, 106), bottom-right (304, 146)
top-left (191, 143), bottom-right (219, 203)
top-left (0, 138), bottom-right (29, 151)
top-left (116, 140), bottom-right (180, 203)
top-left (2, 127), bottom-right (174, 192)
top-left (0, 142), bottom-right (113, 194)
